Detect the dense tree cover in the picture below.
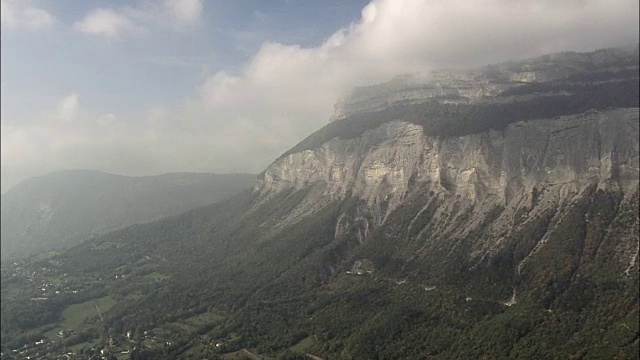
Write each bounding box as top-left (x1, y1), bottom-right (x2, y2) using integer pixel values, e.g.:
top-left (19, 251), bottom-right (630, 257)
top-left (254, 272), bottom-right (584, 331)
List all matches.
top-left (2, 51), bottom-right (638, 357)
top-left (2, 180), bottom-right (637, 359)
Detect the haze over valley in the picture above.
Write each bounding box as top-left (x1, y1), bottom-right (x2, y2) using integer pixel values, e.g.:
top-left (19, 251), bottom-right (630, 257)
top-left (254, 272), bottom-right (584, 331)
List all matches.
top-left (1, 0), bottom-right (639, 359)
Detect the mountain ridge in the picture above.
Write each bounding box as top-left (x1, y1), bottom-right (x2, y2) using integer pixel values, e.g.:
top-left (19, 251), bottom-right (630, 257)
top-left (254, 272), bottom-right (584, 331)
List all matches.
top-left (1, 47), bottom-right (638, 359)
top-left (258, 108), bottom-right (639, 234)
top-left (0, 170), bottom-right (256, 261)
top-left (330, 44), bottom-right (639, 121)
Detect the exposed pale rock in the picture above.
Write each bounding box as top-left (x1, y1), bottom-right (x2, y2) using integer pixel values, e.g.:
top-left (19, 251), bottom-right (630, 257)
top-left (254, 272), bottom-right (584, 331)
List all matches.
top-left (254, 47), bottom-right (639, 278)
top-left (330, 46), bottom-right (639, 121)
top-left (257, 109), bottom-right (639, 224)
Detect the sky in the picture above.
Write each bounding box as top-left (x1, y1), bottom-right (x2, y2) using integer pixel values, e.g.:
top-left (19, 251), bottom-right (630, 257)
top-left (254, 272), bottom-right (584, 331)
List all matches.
top-left (1, 0), bottom-right (638, 193)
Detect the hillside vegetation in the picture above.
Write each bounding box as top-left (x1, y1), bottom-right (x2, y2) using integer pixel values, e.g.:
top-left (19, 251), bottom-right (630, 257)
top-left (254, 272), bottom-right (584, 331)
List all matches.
top-left (1, 171), bottom-right (255, 261)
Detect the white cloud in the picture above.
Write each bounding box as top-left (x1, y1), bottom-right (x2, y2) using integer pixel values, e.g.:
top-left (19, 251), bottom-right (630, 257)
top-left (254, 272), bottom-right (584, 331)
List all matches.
top-left (3, 0), bottom-right (638, 192)
top-left (1, 94), bottom-right (127, 192)
top-left (181, 0), bottom-right (639, 176)
top-left (164, 0), bottom-right (202, 26)
top-left (56, 94), bottom-right (80, 123)
top-left (0, 0), bottom-right (54, 30)
top-left (73, 8), bottom-right (134, 39)
top-left (22, 7), bottom-right (54, 29)
top-left (98, 113), bottom-right (117, 127)
top-left (74, 0), bottom-right (202, 39)
top-left (0, 0), bottom-right (17, 28)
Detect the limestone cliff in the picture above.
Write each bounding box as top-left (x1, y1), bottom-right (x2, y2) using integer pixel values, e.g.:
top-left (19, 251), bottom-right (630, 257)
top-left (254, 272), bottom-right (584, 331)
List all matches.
top-left (330, 45), bottom-right (639, 121)
top-left (5, 48), bottom-right (637, 360)
top-left (255, 111), bottom-right (638, 308)
top-left (254, 47), bottom-right (639, 286)
top-left (258, 108), bottom-right (638, 224)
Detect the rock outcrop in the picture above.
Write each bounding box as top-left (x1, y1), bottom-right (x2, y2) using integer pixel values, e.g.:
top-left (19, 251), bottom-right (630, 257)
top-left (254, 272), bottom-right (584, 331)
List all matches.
top-left (258, 108), bottom-right (638, 220)
top-left (330, 45), bottom-right (639, 121)
top-left (254, 47), bottom-right (639, 284)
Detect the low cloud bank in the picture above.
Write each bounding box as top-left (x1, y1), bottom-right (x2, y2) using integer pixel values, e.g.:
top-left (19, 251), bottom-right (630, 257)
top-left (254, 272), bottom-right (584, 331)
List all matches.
top-left (2, 0), bottom-right (638, 191)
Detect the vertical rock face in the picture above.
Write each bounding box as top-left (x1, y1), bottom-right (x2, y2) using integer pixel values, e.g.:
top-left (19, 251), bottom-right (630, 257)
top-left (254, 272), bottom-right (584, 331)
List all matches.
top-left (258, 108), bottom-right (639, 219)
top-left (254, 46), bottom-right (639, 287)
top-left (228, 47), bottom-right (640, 357)
top-left (3, 47), bottom-right (636, 359)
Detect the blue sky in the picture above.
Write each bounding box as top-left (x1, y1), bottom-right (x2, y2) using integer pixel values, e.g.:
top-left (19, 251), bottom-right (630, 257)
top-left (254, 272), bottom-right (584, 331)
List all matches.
top-left (1, 0), bottom-right (368, 123)
top-left (1, 0), bottom-right (638, 192)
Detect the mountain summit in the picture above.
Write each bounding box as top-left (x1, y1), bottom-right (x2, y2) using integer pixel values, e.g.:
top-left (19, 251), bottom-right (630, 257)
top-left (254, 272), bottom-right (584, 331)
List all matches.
top-left (1, 47), bottom-right (638, 359)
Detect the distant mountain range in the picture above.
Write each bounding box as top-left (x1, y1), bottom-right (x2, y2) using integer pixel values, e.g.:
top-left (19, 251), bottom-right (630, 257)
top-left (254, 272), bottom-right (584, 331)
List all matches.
top-left (0, 170), bottom-right (255, 261)
top-left (1, 46), bottom-right (638, 359)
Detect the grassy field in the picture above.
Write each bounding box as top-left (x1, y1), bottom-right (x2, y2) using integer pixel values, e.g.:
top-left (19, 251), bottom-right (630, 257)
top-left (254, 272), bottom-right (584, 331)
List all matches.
top-left (146, 271), bottom-right (171, 281)
top-left (289, 336), bottom-right (314, 352)
top-left (44, 296), bottom-right (116, 340)
top-left (167, 311), bottom-right (227, 334)
top-left (33, 251), bottom-right (59, 260)
top-left (183, 312), bottom-right (225, 327)
top-left (69, 337), bottom-right (101, 352)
